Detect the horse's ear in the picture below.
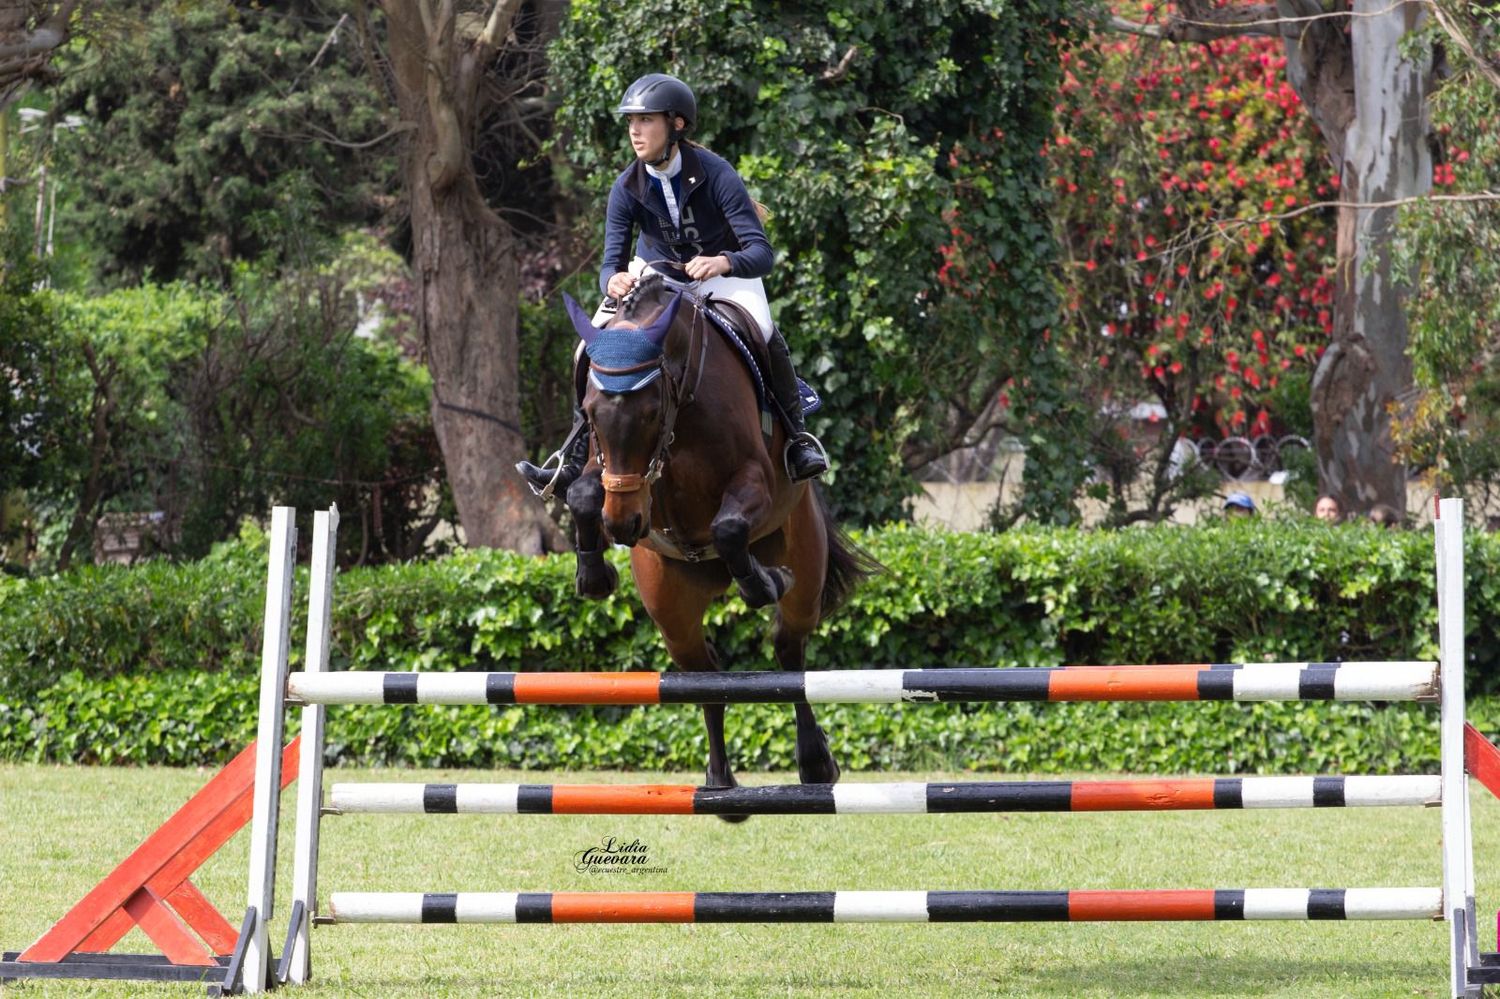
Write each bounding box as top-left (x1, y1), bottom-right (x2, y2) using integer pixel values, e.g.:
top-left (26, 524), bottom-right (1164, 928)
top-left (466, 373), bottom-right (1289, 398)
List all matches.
top-left (641, 291), bottom-right (683, 347)
top-left (563, 293), bottom-right (600, 346)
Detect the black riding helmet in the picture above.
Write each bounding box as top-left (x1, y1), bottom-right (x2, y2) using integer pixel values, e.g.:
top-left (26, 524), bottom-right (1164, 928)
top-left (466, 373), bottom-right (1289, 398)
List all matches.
top-left (616, 73), bottom-right (696, 167)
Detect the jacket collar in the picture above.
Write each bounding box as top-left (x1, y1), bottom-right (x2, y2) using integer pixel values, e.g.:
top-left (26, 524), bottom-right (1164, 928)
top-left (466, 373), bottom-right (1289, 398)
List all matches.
top-left (628, 143), bottom-right (706, 213)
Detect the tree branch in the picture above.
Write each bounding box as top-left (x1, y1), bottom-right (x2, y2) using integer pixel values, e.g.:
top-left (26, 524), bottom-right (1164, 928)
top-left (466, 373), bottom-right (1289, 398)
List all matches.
top-left (821, 45), bottom-right (858, 81)
top-left (0, 0), bottom-right (83, 101)
top-left (1109, 0), bottom-right (1418, 42)
top-left (306, 12), bottom-right (348, 72)
top-left (477, 0), bottom-right (524, 53)
top-left (0, 29), bottom-right (66, 61)
top-left (39, 0), bottom-right (83, 36)
top-left (416, 0), bottom-right (437, 39)
top-left (250, 120), bottom-right (416, 150)
top-left (1110, 2), bottom-right (1289, 42)
top-left (1153, 190), bottom-right (1500, 262)
top-left (423, 0), bottom-right (466, 192)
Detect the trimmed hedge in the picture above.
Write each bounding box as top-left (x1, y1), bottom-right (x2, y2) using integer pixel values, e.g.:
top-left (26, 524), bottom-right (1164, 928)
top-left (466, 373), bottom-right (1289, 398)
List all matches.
top-left (3, 520), bottom-right (1497, 771)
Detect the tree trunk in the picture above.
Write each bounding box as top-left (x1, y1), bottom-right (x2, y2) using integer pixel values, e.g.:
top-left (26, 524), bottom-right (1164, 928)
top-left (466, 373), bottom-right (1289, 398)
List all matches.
top-left (1304, 0), bottom-right (1430, 516)
top-left (380, 0), bottom-right (562, 553)
top-left (57, 343), bottom-right (116, 570)
top-left (411, 165), bottom-right (558, 552)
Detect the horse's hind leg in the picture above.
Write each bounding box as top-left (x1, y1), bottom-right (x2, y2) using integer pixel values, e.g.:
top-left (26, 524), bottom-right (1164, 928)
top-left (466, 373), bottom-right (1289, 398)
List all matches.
top-left (630, 548), bottom-right (749, 822)
top-left (774, 490), bottom-right (840, 785)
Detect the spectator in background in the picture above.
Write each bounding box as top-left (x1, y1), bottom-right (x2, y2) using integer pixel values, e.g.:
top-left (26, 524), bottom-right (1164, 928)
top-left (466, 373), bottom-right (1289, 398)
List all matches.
top-left (1315, 495), bottom-right (1342, 523)
top-left (1369, 504), bottom-right (1401, 528)
top-left (1224, 492), bottom-right (1257, 518)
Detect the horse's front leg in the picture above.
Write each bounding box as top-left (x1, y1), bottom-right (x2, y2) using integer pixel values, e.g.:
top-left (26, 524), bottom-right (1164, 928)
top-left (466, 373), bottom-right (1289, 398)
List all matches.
top-left (566, 468), bottom-right (617, 599)
top-left (711, 467), bottom-right (792, 608)
top-left (630, 549), bottom-right (747, 823)
top-left (774, 629), bottom-right (841, 785)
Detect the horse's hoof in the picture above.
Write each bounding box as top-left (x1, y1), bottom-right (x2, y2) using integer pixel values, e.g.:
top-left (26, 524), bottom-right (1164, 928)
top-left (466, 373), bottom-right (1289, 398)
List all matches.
top-left (736, 566), bottom-right (795, 608)
top-left (798, 755), bottom-right (841, 786)
top-left (575, 560), bottom-right (618, 600)
top-left (716, 811), bottom-right (751, 824)
top-left (739, 590), bottom-right (772, 610)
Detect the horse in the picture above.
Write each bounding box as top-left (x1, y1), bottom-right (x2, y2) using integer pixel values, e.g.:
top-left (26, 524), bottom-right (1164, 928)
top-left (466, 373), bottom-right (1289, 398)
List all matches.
top-left (559, 271), bottom-right (878, 814)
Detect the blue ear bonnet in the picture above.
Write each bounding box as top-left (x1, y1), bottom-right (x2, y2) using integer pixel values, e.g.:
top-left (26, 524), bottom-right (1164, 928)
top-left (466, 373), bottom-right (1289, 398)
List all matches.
top-left (586, 330), bottom-right (666, 393)
top-left (562, 291), bottom-right (682, 394)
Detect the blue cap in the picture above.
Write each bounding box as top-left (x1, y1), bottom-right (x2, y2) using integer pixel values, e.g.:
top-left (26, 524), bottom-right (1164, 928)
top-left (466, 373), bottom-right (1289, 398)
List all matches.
top-left (1224, 492), bottom-right (1256, 511)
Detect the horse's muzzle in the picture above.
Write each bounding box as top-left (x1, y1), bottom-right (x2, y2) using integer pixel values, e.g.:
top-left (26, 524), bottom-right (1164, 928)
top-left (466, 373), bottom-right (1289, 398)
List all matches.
top-left (605, 512), bottom-right (646, 547)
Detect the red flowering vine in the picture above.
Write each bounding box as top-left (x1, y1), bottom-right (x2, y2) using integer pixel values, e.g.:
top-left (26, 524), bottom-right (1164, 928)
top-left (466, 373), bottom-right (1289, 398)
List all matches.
top-left (1044, 4), bottom-right (1335, 439)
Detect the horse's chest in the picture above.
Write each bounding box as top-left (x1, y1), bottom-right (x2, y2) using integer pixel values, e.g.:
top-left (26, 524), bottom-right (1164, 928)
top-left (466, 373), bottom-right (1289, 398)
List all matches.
top-left (645, 492), bottom-right (702, 558)
top-left (646, 526), bottom-right (715, 562)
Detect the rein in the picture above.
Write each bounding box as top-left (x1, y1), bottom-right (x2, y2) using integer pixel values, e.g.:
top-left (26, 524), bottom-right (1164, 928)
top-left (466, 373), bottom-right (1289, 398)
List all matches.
top-left (591, 290), bottom-right (708, 495)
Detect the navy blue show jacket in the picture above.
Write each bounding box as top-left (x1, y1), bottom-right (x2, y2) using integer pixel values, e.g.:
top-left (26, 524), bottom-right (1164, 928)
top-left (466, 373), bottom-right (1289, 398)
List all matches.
top-left (598, 143), bottom-right (774, 296)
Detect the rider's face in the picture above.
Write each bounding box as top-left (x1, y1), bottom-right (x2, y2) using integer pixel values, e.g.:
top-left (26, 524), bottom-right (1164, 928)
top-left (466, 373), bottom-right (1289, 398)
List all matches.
top-left (626, 113), bottom-right (675, 162)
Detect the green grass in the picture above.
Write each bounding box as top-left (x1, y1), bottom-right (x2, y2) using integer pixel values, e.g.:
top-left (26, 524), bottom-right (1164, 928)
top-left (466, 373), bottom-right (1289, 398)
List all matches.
top-left (3, 764), bottom-right (1498, 997)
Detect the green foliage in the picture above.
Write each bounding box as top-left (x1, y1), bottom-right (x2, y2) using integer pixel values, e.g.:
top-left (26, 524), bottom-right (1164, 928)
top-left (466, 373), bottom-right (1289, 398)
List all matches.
top-left (48, 0), bottom-right (390, 286)
top-left (1390, 10), bottom-right (1500, 523)
top-left (164, 245), bottom-right (444, 561)
top-left (0, 530), bottom-right (267, 703)
top-left (21, 281), bottom-right (220, 566)
top-left (549, 0), bottom-right (1084, 524)
top-left (1278, 440), bottom-right (1321, 513)
top-left (16, 241), bottom-right (441, 566)
top-left (0, 234), bottom-right (65, 503)
top-left (3, 520), bottom-right (1494, 770)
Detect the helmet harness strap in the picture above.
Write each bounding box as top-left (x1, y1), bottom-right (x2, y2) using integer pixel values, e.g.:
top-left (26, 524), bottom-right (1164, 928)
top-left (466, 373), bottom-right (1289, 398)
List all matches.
top-left (648, 114), bottom-right (684, 168)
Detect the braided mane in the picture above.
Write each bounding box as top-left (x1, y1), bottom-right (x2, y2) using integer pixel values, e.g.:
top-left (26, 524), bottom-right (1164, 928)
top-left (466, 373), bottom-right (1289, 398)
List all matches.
top-left (619, 271), bottom-right (676, 323)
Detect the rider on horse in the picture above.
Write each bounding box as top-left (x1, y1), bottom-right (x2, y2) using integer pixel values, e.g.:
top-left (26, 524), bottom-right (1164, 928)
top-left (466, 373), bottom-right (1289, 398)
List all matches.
top-left (516, 72), bottom-right (829, 497)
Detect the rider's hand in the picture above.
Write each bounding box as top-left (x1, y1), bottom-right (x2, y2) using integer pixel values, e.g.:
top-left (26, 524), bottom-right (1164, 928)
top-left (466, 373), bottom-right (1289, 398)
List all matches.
top-left (607, 272), bottom-right (637, 298)
top-left (684, 255), bottom-right (732, 281)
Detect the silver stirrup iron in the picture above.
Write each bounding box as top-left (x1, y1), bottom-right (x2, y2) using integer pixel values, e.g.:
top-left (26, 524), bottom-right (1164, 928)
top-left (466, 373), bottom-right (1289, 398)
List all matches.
top-left (528, 451), bottom-right (568, 501)
top-left (783, 432), bottom-right (830, 481)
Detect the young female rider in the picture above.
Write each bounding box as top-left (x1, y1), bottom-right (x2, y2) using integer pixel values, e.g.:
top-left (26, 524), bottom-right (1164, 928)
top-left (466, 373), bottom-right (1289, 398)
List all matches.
top-left (516, 72), bottom-right (829, 495)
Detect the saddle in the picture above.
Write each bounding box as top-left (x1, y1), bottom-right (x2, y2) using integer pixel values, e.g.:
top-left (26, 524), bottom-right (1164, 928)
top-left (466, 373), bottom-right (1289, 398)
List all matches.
top-left (699, 298), bottom-right (772, 403)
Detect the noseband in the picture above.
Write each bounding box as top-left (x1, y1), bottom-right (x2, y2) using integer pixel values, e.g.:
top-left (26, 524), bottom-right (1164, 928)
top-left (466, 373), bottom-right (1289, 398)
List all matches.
top-left (589, 297), bottom-right (708, 494)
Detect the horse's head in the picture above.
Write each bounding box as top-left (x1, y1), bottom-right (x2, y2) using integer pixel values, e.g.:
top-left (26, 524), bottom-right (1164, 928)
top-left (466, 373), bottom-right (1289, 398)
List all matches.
top-left (564, 276), bottom-right (690, 546)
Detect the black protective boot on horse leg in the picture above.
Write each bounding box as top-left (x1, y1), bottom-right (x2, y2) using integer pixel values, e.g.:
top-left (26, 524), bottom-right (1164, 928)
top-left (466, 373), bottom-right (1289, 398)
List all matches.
top-left (516, 347), bottom-right (592, 499)
top-left (766, 328), bottom-right (829, 482)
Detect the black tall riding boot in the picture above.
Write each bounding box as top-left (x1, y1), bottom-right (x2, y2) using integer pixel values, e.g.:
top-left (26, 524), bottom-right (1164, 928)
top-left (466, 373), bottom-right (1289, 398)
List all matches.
top-left (516, 408), bottom-right (590, 499)
top-left (766, 328), bottom-right (829, 482)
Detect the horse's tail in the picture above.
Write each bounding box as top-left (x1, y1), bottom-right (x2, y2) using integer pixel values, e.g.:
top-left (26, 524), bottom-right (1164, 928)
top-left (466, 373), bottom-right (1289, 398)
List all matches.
top-left (813, 484), bottom-right (882, 618)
